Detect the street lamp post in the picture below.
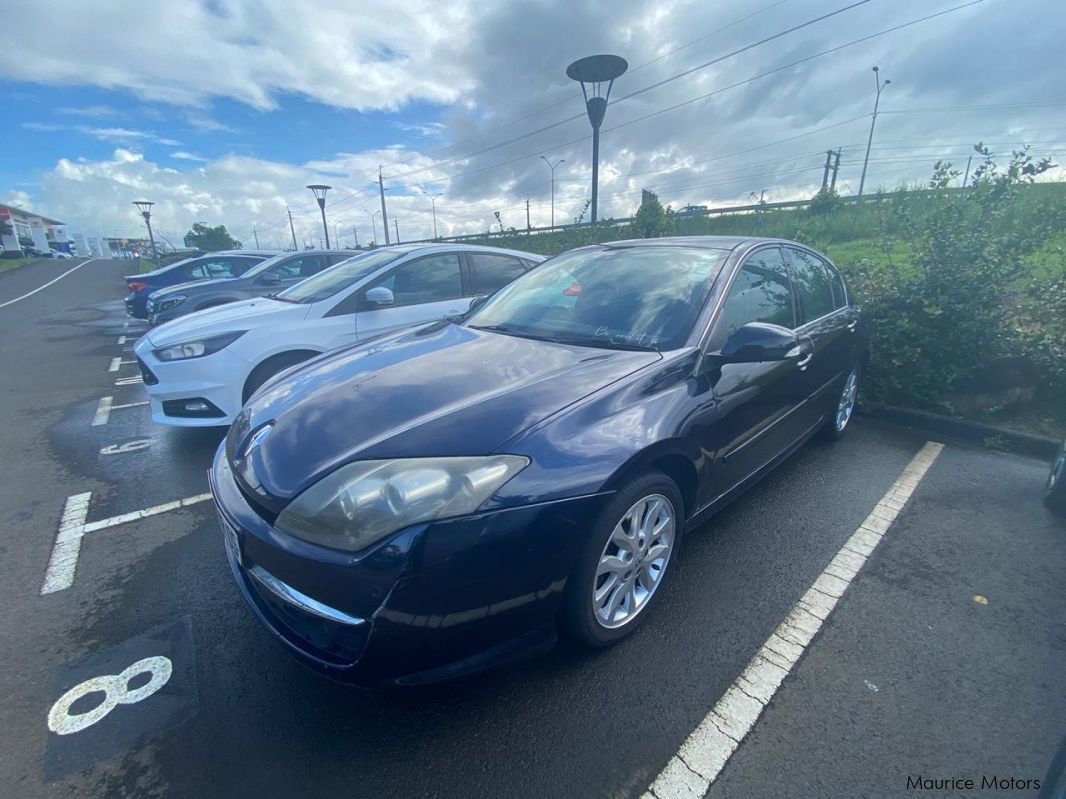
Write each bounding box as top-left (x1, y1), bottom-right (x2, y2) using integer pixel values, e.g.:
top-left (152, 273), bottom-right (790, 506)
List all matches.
top-left (539, 156), bottom-right (565, 229)
top-left (420, 189), bottom-right (442, 239)
top-left (307, 184), bottom-right (332, 248)
top-left (132, 201), bottom-right (160, 268)
top-left (566, 54), bottom-right (628, 225)
top-left (363, 209), bottom-right (381, 245)
top-left (858, 66), bottom-right (890, 197)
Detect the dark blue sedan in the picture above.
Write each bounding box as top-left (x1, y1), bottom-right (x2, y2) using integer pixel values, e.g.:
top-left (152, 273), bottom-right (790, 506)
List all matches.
top-left (124, 250), bottom-right (276, 318)
top-left (211, 236), bottom-right (868, 686)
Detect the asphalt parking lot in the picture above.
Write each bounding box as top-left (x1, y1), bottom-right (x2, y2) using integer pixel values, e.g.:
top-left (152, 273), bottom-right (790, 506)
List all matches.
top-left (1, 258), bottom-right (1063, 798)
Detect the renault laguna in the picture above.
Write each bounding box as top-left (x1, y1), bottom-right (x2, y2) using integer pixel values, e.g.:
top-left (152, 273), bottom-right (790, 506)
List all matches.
top-left (211, 236), bottom-right (867, 686)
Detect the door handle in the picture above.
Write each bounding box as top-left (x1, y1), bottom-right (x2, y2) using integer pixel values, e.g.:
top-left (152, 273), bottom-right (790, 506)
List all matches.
top-left (846, 320), bottom-right (859, 333)
top-left (795, 351), bottom-right (814, 370)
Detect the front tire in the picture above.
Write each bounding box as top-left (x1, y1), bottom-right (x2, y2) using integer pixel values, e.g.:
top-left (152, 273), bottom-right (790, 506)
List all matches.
top-left (1043, 441), bottom-right (1066, 517)
top-left (560, 471), bottom-right (683, 647)
top-left (242, 352), bottom-right (315, 403)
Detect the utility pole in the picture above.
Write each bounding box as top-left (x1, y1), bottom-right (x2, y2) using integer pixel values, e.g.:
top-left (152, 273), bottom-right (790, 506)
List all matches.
top-left (394, 218), bottom-right (400, 244)
top-left (858, 66), bottom-right (891, 197)
top-left (378, 166), bottom-right (391, 244)
top-left (822, 150), bottom-right (834, 189)
top-left (962, 154), bottom-right (973, 188)
top-left (253, 227), bottom-right (259, 248)
top-left (333, 223), bottom-right (339, 250)
top-left (526, 196), bottom-right (531, 232)
top-left (287, 207), bottom-right (298, 251)
top-left (830, 149), bottom-right (842, 190)
top-left (353, 226), bottom-right (359, 248)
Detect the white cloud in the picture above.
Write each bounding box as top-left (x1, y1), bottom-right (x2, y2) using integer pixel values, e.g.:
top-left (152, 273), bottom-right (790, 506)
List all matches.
top-left (170, 151), bottom-right (209, 162)
top-left (56, 105), bottom-right (119, 118)
top-left (0, 0), bottom-right (476, 112)
top-left (76, 127), bottom-right (182, 146)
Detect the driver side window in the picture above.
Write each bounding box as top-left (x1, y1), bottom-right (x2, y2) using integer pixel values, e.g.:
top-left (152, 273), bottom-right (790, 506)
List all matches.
top-left (707, 248), bottom-right (795, 351)
top-left (364, 253), bottom-right (463, 309)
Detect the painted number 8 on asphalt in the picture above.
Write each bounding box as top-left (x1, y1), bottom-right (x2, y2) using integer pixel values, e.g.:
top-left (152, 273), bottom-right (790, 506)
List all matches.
top-left (47, 656), bottom-right (173, 735)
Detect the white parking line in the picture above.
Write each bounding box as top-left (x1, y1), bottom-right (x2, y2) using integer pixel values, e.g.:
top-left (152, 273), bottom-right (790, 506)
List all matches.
top-left (117, 336), bottom-right (127, 345)
top-left (644, 441), bottom-right (944, 799)
top-left (40, 493), bottom-right (92, 595)
top-left (91, 397), bottom-right (148, 426)
top-left (108, 357), bottom-right (122, 372)
top-left (0, 259), bottom-right (98, 309)
top-left (40, 492), bottom-right (212, 595)
top-left (92, 396), bottom-right (113, 426)
top-left (115, 376), bottom-right (143, 386)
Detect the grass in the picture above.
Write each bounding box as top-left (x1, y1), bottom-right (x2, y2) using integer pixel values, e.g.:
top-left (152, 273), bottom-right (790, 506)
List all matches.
top-left (0, 257), bottom-right (52, 276)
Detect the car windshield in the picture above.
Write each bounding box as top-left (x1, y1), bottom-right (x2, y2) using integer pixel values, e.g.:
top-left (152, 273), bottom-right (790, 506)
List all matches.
top-left (275, 250), bottom-right (402, 304)
top-left (466, 245), bottom-right (727, 350)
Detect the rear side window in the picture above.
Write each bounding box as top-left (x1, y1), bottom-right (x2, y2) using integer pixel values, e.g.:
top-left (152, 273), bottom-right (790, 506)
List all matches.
top-left (186, 257), bottom-right (256, 280)
top-left (468, 253), bottom-right (527, 294)
top-left (368, 253), bottom-right (463, 308)
top-left (709, 247), bottom-right (795, 350)
top-left (271, 255), bottom-right (326, 279)
top-left (787, 248), bottom-right (839, 322)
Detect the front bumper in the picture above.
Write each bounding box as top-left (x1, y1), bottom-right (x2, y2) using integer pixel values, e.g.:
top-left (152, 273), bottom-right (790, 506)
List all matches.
top-left (133, 339), bottom-right (247, 427)
top-left (210, 443), bottom-right (610, 686)
top-left (126, 293), bottom-right (149, 319)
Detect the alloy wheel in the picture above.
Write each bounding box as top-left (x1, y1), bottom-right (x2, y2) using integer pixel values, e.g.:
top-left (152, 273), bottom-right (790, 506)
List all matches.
top-left (592, 494), bottom-right (675, 629)
top-left (836, 369), bottom-right (860, 432)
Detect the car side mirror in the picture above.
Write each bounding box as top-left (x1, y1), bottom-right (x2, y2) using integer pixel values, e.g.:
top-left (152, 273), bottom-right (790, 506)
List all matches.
top-left (720, 322), bottom-right (808, 363)
top-left (364, 286), bottom-right (395, 306)
top-left (258, 272), bottom-right (282, 285)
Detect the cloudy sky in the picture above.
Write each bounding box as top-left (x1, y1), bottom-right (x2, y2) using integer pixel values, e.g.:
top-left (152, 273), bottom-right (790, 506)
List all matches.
top-left (2, 0), bottom-right (1063, 247)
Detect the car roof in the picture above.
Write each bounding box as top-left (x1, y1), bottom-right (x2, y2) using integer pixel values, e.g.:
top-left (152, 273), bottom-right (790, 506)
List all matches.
top-left (361, 242), bottom-right (546, 261)
top-left (594, 235), bottom-right (767, 251)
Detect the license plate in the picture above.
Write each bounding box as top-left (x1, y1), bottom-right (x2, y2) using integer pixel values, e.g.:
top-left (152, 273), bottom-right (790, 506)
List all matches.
top-left (218, 510), bottom-right (243, 568)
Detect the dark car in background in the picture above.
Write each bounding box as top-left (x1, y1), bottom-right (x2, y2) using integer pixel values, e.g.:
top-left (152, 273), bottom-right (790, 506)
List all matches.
top-left (124, 250), bottom-right (278, 319)
top-left (146, 249), bottom-right (356, 325)
top-left (211, 235), bottom-right (868, 686)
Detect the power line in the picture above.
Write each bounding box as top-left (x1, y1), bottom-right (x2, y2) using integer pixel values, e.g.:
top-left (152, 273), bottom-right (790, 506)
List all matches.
top-left (384, 0), bottom-right (873, 182)
top-left (387, 0), bottom-right (793, 169)
top-left (397, 1), bottom-right (984, 191)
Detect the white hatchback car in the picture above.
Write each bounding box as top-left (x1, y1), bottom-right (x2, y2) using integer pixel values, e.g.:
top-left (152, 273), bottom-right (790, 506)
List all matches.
top-left (134, 243), bottom-right (544, 426)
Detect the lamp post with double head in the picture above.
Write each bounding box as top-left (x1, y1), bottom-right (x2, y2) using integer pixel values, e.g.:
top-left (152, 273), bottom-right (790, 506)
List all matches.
top-left (858, 66), bottom-right (890, 197)
top-left (363, 209), bottom-right (381, 246)
top-left (566, 54), bottom-right (628, 225)
top-left (539, 156), bottom-right (565, 229)
top-left (307, 184), bottom-right (332, 248)
top-left (420, 189), bottom-right (442, 240)
top-left (132, 201), bottom-right (160, 267)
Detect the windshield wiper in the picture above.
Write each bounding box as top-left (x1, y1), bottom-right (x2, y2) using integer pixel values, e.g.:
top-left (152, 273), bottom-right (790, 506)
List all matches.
top-left (267, 294), bottom-right (300, 303)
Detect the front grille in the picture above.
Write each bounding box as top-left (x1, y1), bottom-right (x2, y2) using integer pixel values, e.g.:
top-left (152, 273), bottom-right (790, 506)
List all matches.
top-left (136, 356), bottom-right (158, 385)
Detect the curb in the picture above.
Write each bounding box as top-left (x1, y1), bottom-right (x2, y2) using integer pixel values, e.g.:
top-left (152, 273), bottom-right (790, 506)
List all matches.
top-left (860, 403), bottom-right (1060, 459)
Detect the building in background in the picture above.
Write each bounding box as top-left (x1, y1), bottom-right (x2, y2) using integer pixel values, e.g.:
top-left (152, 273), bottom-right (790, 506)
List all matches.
top-left (0, 203), bottom-right (70, 257)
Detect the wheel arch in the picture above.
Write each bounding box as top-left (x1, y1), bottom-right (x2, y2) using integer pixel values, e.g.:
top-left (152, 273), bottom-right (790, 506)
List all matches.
top-left (242, 348), bottom-right (324, 402)
top-left (601, 442), bottom-right (699, 521)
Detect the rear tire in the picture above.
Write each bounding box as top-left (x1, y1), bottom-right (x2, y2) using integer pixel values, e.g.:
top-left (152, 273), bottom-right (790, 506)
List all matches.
top-left (1043, 441), bottom-right (1066, 517)
top-left (819, 364), bottom-right (861, 441)
top-left (560, 471), bottom-right (683, 647)
top-left (242, 352), bottom-right (315, 403)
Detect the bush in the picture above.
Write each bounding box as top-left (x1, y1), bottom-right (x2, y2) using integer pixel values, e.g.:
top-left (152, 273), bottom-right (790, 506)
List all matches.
top-left (852, 147), bottom-right (1061, 410)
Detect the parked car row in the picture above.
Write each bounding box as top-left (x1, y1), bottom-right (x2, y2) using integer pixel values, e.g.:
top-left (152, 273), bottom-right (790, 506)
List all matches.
top-left (131, 236), bottom-right (869, 687)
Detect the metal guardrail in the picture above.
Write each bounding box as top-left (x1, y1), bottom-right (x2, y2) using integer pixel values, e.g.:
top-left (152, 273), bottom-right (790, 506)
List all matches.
top-left (408, 187), bottom-right (952, 244)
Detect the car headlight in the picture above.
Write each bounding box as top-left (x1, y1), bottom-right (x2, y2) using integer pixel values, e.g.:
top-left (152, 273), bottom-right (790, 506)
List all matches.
top-left (153, 330), bottom-right (246, 361)
top-left (275, 456), bottom-right (529, 552)
top-left (156, 295), bottom-right (186, 312)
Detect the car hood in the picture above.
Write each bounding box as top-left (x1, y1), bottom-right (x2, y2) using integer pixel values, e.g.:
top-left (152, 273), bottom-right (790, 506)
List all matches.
top-left (147, 297), bottom-right (309, 346)
top-left (151, 277), bottom-right (238, 298)
top-left (230, 323), bottom-right (661, 504)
